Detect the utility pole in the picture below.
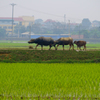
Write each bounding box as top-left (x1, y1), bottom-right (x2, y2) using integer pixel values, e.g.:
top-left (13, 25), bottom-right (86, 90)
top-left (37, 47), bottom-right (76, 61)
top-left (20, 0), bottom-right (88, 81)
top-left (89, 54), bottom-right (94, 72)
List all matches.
top-left (29, 22), bottom-right (32, 39)
top-left (64, 14), bottom-right (66, 23)
top-left (79, 25), bottom-right (80, 39)
top-left (64, 14), bottom-right (66, 29)
top-left (18, 24), bottom-right (19, 38)
top-left (68, 20), bottom-right (71, 37)
top-left (10, 3), bottom-right (16, 40)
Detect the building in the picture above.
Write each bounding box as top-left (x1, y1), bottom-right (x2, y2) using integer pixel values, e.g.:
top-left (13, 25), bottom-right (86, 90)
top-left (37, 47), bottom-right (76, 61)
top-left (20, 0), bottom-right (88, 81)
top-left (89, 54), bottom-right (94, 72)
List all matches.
top-left (71, 35), bottom-right (84, 39)
top-left (30, 34), bottom-right (70, 40)
top-left (91, 20), bottom-right (100, 27)
top-left (21, 32), bottom-right (70, 40)
top-left (0, 16), bottom-right (34, 34)
top-left (19, 16), bottom-right (34, 27)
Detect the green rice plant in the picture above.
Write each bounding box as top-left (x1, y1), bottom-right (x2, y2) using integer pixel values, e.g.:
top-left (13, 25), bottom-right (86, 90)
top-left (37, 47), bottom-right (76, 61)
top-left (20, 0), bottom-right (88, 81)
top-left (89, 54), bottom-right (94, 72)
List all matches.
top-left (0, 63), bottom-right (100, 99)
top-left (0, 42), bottom-right (100, 50)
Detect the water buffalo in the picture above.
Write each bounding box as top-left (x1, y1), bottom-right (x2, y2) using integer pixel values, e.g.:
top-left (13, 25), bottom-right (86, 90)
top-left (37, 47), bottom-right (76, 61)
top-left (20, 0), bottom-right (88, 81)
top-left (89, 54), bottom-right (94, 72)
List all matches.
top-left (74, 41), bottom-right (86, 50)
top-left (54, 37), bottom-right (74, 50)
top-left (28, 36), bottom-right (56, 50)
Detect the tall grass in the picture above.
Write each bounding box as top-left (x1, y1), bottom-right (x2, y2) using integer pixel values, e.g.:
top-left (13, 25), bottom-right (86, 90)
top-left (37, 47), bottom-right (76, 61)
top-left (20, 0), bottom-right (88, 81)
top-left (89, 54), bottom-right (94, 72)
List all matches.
top-left (0, 63), bottom-right (100, 99)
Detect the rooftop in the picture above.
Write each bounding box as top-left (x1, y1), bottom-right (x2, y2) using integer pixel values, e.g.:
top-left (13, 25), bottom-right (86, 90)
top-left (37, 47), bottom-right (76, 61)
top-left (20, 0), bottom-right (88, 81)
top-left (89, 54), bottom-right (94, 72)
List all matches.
top-left (0, 17), bottom-right (24, 21)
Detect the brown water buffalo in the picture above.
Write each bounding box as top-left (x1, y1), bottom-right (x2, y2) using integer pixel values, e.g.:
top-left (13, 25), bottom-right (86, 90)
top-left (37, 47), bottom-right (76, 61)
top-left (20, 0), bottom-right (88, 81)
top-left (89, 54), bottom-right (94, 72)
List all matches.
top-left (74, 41), bottom-right (86, 50)
top-left (28, 36), bottom-right (56, 50)
top-left (54, 37), bottom-right (74, 50)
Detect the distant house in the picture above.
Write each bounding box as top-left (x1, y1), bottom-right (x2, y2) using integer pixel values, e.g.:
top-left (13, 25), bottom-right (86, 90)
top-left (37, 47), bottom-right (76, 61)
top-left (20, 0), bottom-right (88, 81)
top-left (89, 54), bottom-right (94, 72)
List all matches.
top-left (35, 19), bottom-right (43, 24)
top-left (92, 20), bottom-right (100, 27)
top-left (44, 19), bottom-right (56, 29)
top-left (30, 34), bottom-right (70, 40)
top-left (71, 35), bottom-right (84, 39)
top-left (0, 16), bottom-right (34, 34)
top-left (21, 32), bottom-right (35, 38)
top-left (45, 19), bottom-right (56, 23)
top-left (0, 17), bottom-right (23, 34)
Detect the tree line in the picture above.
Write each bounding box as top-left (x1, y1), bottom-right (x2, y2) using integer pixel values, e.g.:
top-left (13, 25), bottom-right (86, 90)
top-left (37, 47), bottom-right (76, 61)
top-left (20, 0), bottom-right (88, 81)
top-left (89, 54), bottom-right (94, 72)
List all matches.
top-left (0, 18), bottom-right (100, 38)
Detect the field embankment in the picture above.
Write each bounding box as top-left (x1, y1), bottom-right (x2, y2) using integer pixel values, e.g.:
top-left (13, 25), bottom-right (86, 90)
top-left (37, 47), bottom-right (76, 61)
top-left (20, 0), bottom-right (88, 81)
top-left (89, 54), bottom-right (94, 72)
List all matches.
top-left (0, 42), bottom-right (100, 63)
top-left (0, 50), bottom-right (100, 63)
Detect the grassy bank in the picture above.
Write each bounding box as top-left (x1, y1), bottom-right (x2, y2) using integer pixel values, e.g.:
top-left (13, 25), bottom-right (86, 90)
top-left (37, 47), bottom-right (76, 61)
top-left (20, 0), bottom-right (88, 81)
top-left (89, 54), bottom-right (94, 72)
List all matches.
top-left (0, 50), bottom-right (100, 63)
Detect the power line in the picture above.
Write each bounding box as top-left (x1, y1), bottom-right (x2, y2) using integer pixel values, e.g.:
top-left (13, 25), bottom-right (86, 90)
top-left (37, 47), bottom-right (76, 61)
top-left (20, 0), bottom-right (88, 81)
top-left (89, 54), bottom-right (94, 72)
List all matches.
top-left (0, 4), bottom-right (83, 22)
top-left (17, 5), bottom-right (83, 22)
top-left (0, 5), bottom-right (9, 8)
top-left (17, 5), bottom-right (64, 18)
top-left (0, 5), bottom-right (10, 11)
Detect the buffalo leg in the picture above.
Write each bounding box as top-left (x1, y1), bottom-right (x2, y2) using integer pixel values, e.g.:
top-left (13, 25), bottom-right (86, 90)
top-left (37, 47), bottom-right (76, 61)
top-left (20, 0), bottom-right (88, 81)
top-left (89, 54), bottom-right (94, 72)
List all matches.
top-left (77, 46), bottom-right (78, 50)
top-left (85, 45), bottom-right (86, 50)
top-left (72, 44), bottom-right (74, 50)
top-left (41, 45), bottom-right (43, 50)
top-left (69, 44), bottom-right (71, 50)
top-left (62, 45), bottom-right (64, 50)
top-left (56, 44), bottom-right (59, 50)
top-left (35, 44), bottom-right (39, 49)
top-left (49, 45), bottom-right (52, 50)
top-left (53, 44), bottom-right (56, 50)
top-left (84, 45), bottom-right (86, 51)
top-left (83, 46), bottom-right (84, 50)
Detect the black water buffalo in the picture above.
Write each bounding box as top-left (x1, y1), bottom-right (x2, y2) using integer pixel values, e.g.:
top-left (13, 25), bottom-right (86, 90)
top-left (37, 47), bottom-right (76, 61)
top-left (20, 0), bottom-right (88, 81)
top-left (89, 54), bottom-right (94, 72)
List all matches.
top-left (74, 41), bottom-right (86, 50)
top-left (28, 36), bottom-right (56, 50)
top-left (54, 37), bottom-right (74, 50)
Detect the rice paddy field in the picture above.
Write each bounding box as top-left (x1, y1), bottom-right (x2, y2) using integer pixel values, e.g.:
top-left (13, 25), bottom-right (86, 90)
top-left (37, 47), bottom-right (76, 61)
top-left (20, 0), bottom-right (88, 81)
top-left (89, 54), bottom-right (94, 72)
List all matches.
top-left (0, 41), bottom-right (100, 99)
top-left (0, 42), bottom-right (100, 50)
top-left (0, 63), bottom-right (100, 100)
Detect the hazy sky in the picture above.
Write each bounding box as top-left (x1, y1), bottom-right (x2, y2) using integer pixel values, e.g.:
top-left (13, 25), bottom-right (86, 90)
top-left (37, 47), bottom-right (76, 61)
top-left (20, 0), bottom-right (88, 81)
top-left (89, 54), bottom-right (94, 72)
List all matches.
top-left (0, 0), bottom-right (100, 23)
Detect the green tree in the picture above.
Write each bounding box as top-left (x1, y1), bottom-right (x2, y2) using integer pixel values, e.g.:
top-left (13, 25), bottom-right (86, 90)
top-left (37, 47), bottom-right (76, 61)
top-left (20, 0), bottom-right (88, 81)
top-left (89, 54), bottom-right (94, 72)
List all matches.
top-left (81, 18), bottom-right (91, 30)
top-left (0, 28), bottom-right (6, 37)
top-left (14, 25), bottom-right (26, 36)
top-left (80, 30), bottom-right (90, 38)
top-left (31, 24), bottom-right (42, 34)
top-left (90, 27), bottom-right (100, 38)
